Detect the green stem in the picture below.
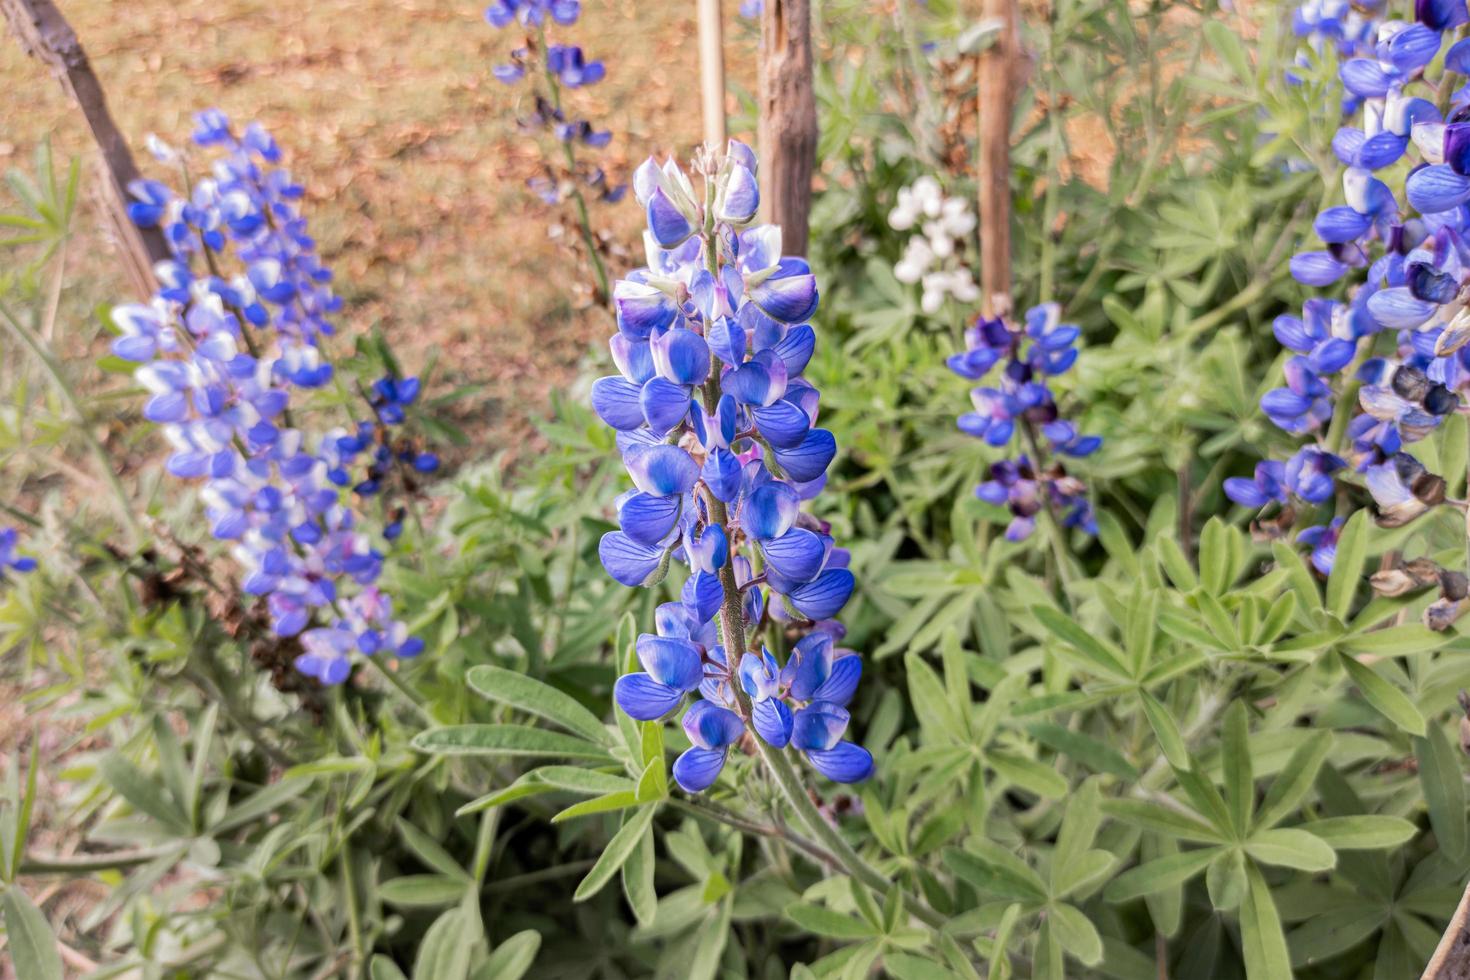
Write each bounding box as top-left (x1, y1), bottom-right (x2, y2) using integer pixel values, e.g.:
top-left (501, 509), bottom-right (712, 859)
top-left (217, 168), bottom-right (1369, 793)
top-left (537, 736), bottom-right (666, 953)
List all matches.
top-left (1018, 421), bottom-right (1078, 609)
top-left (537, 25), bottom-right (612, 303)
top-left (0, 299), bottom-right (140, 541)
top-left (21, 843), bottom-right (181, 874)
top-left (669, 796), bottom-right (840, 870)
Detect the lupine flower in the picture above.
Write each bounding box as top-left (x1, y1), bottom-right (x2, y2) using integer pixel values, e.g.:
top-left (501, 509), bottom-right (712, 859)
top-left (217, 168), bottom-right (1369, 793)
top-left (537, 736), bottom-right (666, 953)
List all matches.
top-left (0, 527), bottom-right (37, 582)
top-left (486, 0), bottom-right (622, 207)
top-left (1230, 2), bottom-right (1470, 602)
top-left (889, 177), bottom-right (980, 314)
top-left (595, 143), bottom-right (872, 794)
top-left (121, 110), bottom-right (426, 682)
top-left (949, 303), bottom-right (1101, 542)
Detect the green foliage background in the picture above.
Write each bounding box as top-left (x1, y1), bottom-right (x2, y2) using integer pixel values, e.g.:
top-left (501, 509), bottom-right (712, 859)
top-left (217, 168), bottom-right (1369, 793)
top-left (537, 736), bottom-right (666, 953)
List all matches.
top-left (3, 1), bottom-right (1470, 978)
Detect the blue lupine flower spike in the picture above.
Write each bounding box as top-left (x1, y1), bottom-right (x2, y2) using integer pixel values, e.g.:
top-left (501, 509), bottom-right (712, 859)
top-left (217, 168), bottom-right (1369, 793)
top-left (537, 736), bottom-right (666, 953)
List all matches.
top-left (122, 111), bottom-right (427, 683)
top-left (597, 143), bottom-right (871, 794)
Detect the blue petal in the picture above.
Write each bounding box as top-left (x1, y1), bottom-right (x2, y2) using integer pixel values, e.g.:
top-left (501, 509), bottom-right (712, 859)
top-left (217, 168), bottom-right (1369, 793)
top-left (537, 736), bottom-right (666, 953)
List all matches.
top-left (752, 399), bottom-right (812, 448)
top-left (672, 746), bottom-right (727, 792)
top-left (591, 376), bottom-right (646, 430)
top-left (1331, 128), bottom-right (1366, 166)
top-left (639, 377), bottom-right (692, 434)
top-left (773, 429), bottom-right (837, 483)
top-left (752, 698), bottom-right (793, 747)
top-left (718, 163), bottom-right (759, 224)
top-left (1407, 164), bottom-right (1470, 214)
top-left (772, 324), bottom-right (815, 377)
top-left (1224, 476), bottom-right (1269, 508)
top-left (743, 482), bottom-right (800, 540)
top-left (703, 448), bottom-right (743, 502)
top-left (725, 353), bottom-right (788, 406)
top-left (805, 742), bottom-right (874, 782)
top-left (1448, 37), bottom-right (1470, 73)
top-left (1314, 206), bottom-right (1372, 244)
top-left (683, 699), bottom-right (746, 749)
top-left (646, 187), bottom-right (695, 247)
top-left (749, 268), bottom-right (819, 323)
top-left (599, 531), bottom-right (665, 587)
top-left (706, 316), bottom-right (747, 365)
top-left (1339, 59), bottom-right (1394, 99)
top-left (1306, 338), bottom-right (1356, 375)
top-left (812, 655), bottom-right (862, 706)
top-left (791, 701), bottom-right (850, 751)
top-left (652, 327), bottom-right (711, 386)
top-left (760, 528), bottom-right (827, 583)
top-left (1272, 315), bottom-right (1314, 352)
top-left (1289, 252), bottom-right (1347, 287)
top-left (1418, 0), bottom-right (1468, 31)
top-left (625, 444), bottom-right (700, 496)
top-left (618, 492), bottom-right (683, 546)
top-left (788, 568), bottom-right (855, 621)
top-left (614, 280), bottom-right (679, 339)
top-left (636, 634), bottom-right (704, 689)
top-left (680, 569), bottom-right (723, 625)
top-left (784, 631), bottom-right (833, 699)
top-left (615, 673), bottom-right (687, 720)
top-left (1387, 24), bottom-right (1441, 71)
top-left (1367, 287), bottom-right (1439, 329)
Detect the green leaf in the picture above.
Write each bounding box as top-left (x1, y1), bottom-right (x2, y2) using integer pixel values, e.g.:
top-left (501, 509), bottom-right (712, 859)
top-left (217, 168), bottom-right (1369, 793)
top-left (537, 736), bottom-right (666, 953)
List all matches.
top-left (480, 929), bottom-right (541, 980)
top-left (905, 652), bottom-right (962, 745)
top-left (1340, 624), bottom-right (1449, 657)
top-left (1100, 799), bottom-right (1225, 843)
top-left (1053, 780), bottom-right (1103, 884)
top-left (552, 790), bottom-right (642, 822)
top-left (1031, 606), bottom-right (1131, 680)
top-left (1203, 18), bottom-right (1253, 84)
top-left (622, 826), bottom-right (657, 925)
top-left (1245, 828), bottom-right (1337, 872)
top-left (1340, 653), bottom-right (1426, 736)
top-left (574, 804), bottom-right (658, 901)
top-left (1139, 691), bottom-right (1191, 771)
top-left (370, 955), bottom-right (410, 980)
top-left (1198, 518), bottom-right (1234, 595)
top-left (783, 902), bottom-right (879, 940)
top-left (466, 665), bottom-right (610, 744)
top-left (1303, 815), bottom-right (1417, 850)
top-left (1049, 902), bottom-right (1103, 966)
top-left (379, 874), bottom-right (468, 909)
top-left (1416, 724), bottom-right (1467, 860)
top-left (987, 903), bottom-right (1021, 980)
top-left (98, 754), bottom-right (189, 834)
top-left (1272, 540), bottom-right (1322, 613)
top-left (1254, 731), bottom-right (1332, 832)
top-left (1156, 536), bottom-right (1198, 592)
top-left (1206, 848), bottom-right (1247, 912)
top-left (1325, 511), bottom-right (1368, 620)
top-left (412, 906), bottom-right (474, 980)
top-left (1, 888), bottom-right (62, 980)
top-left (944, 843), bottom-right (1048, 903)
top-left (1240, 863), bottom-right (1293, 980)
top-left (1104, 847), bottom-right (1219, 903)
top-left (1026, 722), bottom-right (1139, 779)
top-left (987, 750), bottom-right (1068, 798)
top-left (1223, 700), bottom-right (1253, 836)
top-left (412, 725), bottom-right (612, 760)
top-left (395, 818), bottom-right (471, 881)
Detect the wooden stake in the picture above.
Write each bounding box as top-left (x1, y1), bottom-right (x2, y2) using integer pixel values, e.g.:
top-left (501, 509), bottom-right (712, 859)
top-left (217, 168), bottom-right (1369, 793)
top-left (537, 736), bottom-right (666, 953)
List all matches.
top-left (757, 0), bottom-right (817, 257)
top-left (2, 0), bottom-right (168, 298)
top-left (697, 0), bottom-right (727, 148)
top-left (976, 0), bottom-right (1020, 318)
top-left (1424, 880), bottom-right (1470, 979)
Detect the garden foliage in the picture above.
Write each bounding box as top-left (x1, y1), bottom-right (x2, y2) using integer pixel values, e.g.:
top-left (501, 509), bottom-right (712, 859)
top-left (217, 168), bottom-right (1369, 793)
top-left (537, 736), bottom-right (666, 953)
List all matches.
top-left (4, 1), bottom-right (1470, 978)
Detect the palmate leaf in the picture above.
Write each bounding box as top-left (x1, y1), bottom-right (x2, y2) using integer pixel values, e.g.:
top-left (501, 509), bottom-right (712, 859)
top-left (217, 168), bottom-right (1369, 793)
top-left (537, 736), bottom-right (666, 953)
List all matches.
top-left (1, 888), bottom-right (62, 980)
top-left (783, 902), bottom-right (880, 940)
top-left (1240, 864), bottom-right (1293, 979)
top-left (1341, 653), bottom-right (1426, 736)
top-left (1416, 724), bottom-right (1467, 860)
top-left (1104, 846), bottom-right (1220, 903)
top-left (1244, 828), bottom-right (1336, 872)
top-left (1302, 815), bottom-right (1417, 850)
top-left (479, 930), bottom-right (541, 980)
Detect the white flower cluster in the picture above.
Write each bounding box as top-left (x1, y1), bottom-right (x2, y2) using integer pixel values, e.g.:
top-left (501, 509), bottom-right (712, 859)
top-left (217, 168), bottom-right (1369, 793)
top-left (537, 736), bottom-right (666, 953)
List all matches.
top-left (888, 176), bottom-right (979, 315)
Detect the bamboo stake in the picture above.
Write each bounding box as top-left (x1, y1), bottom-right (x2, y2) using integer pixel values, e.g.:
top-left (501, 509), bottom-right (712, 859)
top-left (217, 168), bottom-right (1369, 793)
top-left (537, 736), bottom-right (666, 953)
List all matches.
top-left (976, 0), bottom-right (1021, 317)
top-left (2, 0), bottom-right (168, 298)
top-left (697, 0), bottom-right (727, 148)
top-left (757, 0), bottom-right (817, 256)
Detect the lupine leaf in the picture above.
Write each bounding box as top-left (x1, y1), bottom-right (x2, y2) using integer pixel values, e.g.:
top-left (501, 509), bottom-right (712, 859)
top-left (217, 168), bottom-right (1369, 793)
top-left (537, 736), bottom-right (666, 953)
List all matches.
top-left (1031, 606), bottom-right (1131, 680)
top-left (1103, 847), bottom-right (1219, 902)
top-left (1340, 624), bottom-right (1449, 657)
top-left (370, 956), bottom-right (409, 980)
top-left (479, 930), bottom-right (541, 980)
top-left (1100, 799), bottom-right (1226, 843)
top-left (1223, 700), bottom-right (1253, 836)
top-left (1416, 725), bottom-right (1467, 860)
top-left (1049, 902), bottom-right (1103, 966)
top-left (395, 818), bottom-right (471, 881)
top-left (1340, 653), bottom-right (1425, 736)
top-left (784, 902), bottom-right (879, 939)
top-left (987, 750), bottom-right (1068, 798)
top-left (1254, 731), bottom-right (1332, 832)
top-left (380, 874), bottom-right (467, 908)
top-left (552, 790), bottom-right (642, 822)
top-left (1244, 828), bottom-right (1336, 872)
top-left (622, 827), bottom-right (657, 926)
top-left (573, 804), bottom-right (657, 901)
top-left (986, 903), bottom-right (1021, 980)
top-left (944, 842), bottom-right (1048, 902)
top-left (1026, 722), bottom-right (1139, 779)
top-left (466, 665), bottom-right (611, 744)
top-left (1303, 815), bottom-right (1417, 850)
top-left (411, 725), bottom-right (612, 760)
top-left (1240, 863), bottom-right (1293, 979)
top-left (1325, 511), bottom-right (1368, 620)
top-left (98, 754), bottom-right (189, 834)
top-left (1, 888), bottom-right (62, 980)
top-left (1138, 691), bottom-right (1191, 771)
